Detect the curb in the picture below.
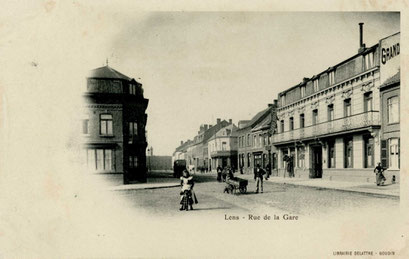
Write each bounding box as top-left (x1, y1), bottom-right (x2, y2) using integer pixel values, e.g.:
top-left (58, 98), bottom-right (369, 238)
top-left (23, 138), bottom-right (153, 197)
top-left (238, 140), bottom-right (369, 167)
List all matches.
top-left (270, 181), bottom-right (399, 198)
top-left (109, 183), bottom-right (180, 191)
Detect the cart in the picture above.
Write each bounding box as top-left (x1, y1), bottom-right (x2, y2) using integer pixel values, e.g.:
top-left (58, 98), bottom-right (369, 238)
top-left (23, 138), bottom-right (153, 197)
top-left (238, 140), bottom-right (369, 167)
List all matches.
top-left (224, 177), bottom-right (248, 194)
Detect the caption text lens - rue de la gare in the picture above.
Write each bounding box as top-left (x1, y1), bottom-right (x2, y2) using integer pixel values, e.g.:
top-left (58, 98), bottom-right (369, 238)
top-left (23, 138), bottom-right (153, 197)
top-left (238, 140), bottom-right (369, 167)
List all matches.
top-left (225, 214), bottom-right (299, 220)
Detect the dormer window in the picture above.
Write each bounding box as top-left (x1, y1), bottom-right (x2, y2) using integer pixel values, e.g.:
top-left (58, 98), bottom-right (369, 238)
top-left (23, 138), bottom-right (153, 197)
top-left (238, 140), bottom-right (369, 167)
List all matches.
top-left (364, 52), bottom-right (374, 70)
top-left (301, 85), bottom-right (306, 98)
top-left (329, 70), bottom-right (335, 85)
top-left (313, 79), bottom-right (319, 92)
top-left (281, 94), bottom-right (286, 106)
top-left (129, 84), bottom-right (137, 95)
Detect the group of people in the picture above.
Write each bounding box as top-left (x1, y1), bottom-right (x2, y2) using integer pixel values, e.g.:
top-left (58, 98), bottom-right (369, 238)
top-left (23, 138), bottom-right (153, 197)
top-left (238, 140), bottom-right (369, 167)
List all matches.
top-left (178, 161), bottom-right (389, 211)
top-left (216, 165), bottom-right (235, 182)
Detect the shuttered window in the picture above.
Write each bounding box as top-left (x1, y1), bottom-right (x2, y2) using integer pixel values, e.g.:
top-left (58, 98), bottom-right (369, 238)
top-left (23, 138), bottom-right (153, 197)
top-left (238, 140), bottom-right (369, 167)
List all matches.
top-left (381, 140), bottom-right (388, 168)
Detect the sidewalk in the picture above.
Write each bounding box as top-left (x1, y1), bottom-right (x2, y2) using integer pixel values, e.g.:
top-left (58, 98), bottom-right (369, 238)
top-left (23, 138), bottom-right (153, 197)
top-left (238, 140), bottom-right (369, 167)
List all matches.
top-left (237, 173), bottom-right (400, 198)
top-left (108, 182), bottom-right (180, 191)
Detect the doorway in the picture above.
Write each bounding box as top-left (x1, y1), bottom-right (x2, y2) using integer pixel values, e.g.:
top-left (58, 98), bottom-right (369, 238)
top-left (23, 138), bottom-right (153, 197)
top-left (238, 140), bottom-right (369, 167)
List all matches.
top-left (311, 146), bottom-right (322, 178)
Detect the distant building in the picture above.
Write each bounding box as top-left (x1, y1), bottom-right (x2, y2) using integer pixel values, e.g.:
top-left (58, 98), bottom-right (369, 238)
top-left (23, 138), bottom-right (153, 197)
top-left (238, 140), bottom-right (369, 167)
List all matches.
top-left (273, 25), bottom-right (399, 182)
top-left (173, 118), bottom-right (231, 172)
top-left (237, 104), bottom-right (277, 174)
top-left (82, 65), bottom-right (149, 183)
top-left (208, 124), bottom-right (238, 171)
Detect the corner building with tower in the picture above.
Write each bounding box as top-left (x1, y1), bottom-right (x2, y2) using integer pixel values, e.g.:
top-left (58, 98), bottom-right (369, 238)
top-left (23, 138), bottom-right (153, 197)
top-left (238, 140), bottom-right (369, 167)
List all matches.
top-left (82, 65), bottom-right (149, 183)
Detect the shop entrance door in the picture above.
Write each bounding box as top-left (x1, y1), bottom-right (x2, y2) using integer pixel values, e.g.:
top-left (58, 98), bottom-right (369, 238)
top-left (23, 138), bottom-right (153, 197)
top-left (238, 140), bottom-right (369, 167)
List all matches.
top-left (311, 146), bottom-right (322, 178)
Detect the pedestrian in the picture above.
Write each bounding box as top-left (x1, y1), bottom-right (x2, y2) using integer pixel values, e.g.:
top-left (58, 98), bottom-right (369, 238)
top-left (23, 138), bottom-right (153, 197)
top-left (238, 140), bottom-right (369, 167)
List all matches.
top-left (217, 165), bottom-right (222, 182)
top-left (222, 166), bottom-right (228, 182)
top-left (287, 156), bottom-right (294, 177)
top-left (179, 170), bottom-right (197, 210)
top-left (254, 164), bottom-right (265, 193)
top-left (265, 163), bottom-right (271, 180)
top-left (374, 162), bottom-right (386, 186)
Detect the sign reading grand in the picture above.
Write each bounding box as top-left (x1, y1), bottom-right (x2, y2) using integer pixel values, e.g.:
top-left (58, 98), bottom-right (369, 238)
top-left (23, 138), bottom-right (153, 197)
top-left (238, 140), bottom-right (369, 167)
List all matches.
top-left (379, 32), bottom-right (400, 86)
top-left (381, 42), bottom-right (400, 65)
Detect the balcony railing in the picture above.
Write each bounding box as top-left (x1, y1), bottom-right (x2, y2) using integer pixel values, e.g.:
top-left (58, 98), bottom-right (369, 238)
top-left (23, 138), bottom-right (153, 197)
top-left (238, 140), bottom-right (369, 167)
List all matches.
top-left (273, 111), bottom-right (380, 144)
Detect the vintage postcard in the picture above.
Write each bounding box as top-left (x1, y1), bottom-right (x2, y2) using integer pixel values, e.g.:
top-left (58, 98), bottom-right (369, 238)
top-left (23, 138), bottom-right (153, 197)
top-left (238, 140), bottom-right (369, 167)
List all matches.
top-left (0, 1), bottom-right (408, 258)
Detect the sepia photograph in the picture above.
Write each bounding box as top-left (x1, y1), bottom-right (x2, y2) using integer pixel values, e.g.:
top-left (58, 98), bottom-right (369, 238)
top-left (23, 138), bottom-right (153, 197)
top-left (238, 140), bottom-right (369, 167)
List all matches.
top-left (0, 2), bottom-right (407, 258)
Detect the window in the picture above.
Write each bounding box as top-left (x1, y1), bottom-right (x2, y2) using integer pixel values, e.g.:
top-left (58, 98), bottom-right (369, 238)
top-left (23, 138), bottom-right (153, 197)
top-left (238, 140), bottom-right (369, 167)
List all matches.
top-left (364, 135), bottom-right (374, 168)
top-left (128, 122), bottom-right (138, 143)
top-left (329, 71), bottom-right (335, 85)
top-left (222, 142), bottom-right (227, 151)
top-left (328, 141), bottom-right (335, 168)
top-left (82, 119), bottom-right (89, 134)
top-left (247, 153), bottom-right (251, 167)
top-left (344, 138), bottom-right (353, 168)
top-left (289, 117), bottom-right (294, 130)
top-left (297, 146), bottom-right (305, 168)
top-left (301, 86), bottom-right (306, 98)
top-left (100, 114), bottom-right (113, 135)
top-left (253, 135), bottom-right (256, 147)
top-left (313, 79), bottom-right (319, 92)
top-left (344, 99), bottom-right (351, 117)
top-left (364, 52), bottom-right (374, 70)
top-left (312, 109), bottom-right (318, 125)
top-left (129, 155), bottom-right (138, 168)
top-left (327, 104), bottom-right (334, 121)
top-left (87, 149), bottom-right (114, 171)
top-left (300, 114), bottom-right (305, 128)
top-left (280, 120), bottom-right (285, 132)
top-left (364, 92), bottom-right (373, 112)
top-left (129, 84), bottom-right (137, 95)
top-left (247, 134), bottom-right (250, 146)
top-left (387, 96), bottom-right (399, 124)
top-left (388, 138), bottom-right (400, 169)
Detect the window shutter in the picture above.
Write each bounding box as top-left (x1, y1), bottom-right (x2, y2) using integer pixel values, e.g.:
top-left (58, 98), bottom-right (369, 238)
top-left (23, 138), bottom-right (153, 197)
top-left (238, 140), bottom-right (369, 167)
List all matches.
top-left (381, 140), bottom-right (388, 168)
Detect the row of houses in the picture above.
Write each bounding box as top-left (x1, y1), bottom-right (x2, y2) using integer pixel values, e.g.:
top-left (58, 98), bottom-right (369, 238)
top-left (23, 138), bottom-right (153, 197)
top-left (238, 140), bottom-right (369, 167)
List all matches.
top-left (173, 25), bottom-right (400, 183)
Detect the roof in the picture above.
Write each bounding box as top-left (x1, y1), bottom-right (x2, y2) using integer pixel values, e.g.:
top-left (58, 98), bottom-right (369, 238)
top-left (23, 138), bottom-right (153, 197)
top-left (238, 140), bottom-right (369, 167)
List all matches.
top-left (88, 65), bottom-right (132, 81)
top-left (278, 43), bottom-right (378, 97)
top-left (380, 71), bottom-right (400, 88)
top-left (203, 120), bottom-right (229, 143)
top-left (238, 107), bottom-right (271, 131)
top-left (213, 124), bottom-right (239, 138)
top-left (251, 114), bottom-right (271, 132)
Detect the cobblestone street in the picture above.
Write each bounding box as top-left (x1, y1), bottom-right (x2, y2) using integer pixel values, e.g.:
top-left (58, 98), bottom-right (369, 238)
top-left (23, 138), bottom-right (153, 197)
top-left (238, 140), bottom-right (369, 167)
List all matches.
top-left (115, 172), bottom-right (399, 218)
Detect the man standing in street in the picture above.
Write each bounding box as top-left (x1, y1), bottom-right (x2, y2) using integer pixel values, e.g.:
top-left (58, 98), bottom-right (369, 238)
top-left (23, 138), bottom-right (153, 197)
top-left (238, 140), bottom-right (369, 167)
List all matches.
top-left (254, 164), bottom-right (265, 193)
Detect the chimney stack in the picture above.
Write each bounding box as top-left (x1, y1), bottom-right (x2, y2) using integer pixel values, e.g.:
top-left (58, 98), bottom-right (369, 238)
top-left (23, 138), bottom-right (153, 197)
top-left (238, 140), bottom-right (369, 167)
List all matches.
top-left (217, 118), bottom-right (221, 124)
top-left (181, 141), bottom-right (183, 145)
top-left (204, 124), bottom-right (209, 131)
top-left (268, 103), bottom-right (273, 107)
top-left (209, 124), bottom-right (213, 128)
top-left (229, 119), bottom-right (232, 124)
top-left (274, 99), bottom-right (278, 106)
top-left (358, 23), bottom-right (366, 53)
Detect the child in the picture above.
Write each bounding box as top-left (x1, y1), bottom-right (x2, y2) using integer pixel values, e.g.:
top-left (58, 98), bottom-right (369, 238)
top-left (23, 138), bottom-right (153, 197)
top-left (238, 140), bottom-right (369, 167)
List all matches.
top-left (180, 170), bottom-right (195, 210)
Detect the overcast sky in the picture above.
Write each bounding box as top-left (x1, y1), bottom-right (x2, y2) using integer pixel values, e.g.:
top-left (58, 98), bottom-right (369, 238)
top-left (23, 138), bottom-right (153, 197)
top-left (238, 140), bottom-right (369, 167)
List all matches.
top-left (1, 9), bottom-right (400, 157)
top-left (103, 12), bottom-right (398, 155)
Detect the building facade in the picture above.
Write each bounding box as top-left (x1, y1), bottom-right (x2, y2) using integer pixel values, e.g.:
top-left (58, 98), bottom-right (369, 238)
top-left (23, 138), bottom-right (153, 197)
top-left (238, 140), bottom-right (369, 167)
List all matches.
top-left (273, 27), bottom-right (399, 183)
top-left (173, 118), bottom-right (231, 172)
top-left (379, 32), bottom-right (400, 181)
top-left (237, 104), bottom-right (277, 174)
top-left (82, 65), bottom-right (149, 183)
top-left (208, 124), bottom-right (238, 171)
